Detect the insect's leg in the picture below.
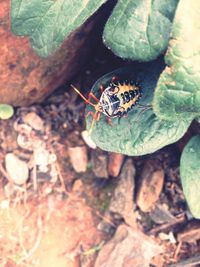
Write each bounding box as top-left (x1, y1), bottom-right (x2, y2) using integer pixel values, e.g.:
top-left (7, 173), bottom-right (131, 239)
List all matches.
top-left (110, 76), bottom-right (120, 88)
top-left (88, 111), bottom-right (100, 134)
top-left (133, 109), bottom-right (147, 123)
top-left (133, 105), bottom-right (152, 123)
top-left (86, 111), bottom-right (101, 124)
top-left (122, 113), bottom-right (128, 118)
top-left (99, 84), bottom-right (105, 94)
top-left (107, 117), bottom-right (112, 126)
top-left (137, 103), bottom-right (152, 109)
top-left (114, 107), bottom-right (127, 118)
top-left (87, 92), bottom-right (99, 103)
top-left (96, 111), bottom-right (101, 121)
top-left (111, 75), bottom-right (119, 83)
top-left (71, 84), bottom-right (97, 107)
top-left (85, 111), bottom-right (96, 119)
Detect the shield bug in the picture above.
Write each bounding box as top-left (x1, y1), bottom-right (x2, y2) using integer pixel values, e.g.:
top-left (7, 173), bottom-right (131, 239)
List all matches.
top-left (71, 77), bottom-right (148, 132)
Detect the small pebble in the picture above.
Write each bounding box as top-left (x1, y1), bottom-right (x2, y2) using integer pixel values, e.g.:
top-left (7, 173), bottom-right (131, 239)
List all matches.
top-left (72, 179), bottom-right (83, 193)
top-left (109, 159), bottom-right (136, 227)
top-left (149, 204), bottom-right (177, 224)
top-left (23, 112), bottom-right (44, 131)
top-left (5, 153), bottom-right (29, 185)
top-left (136, 159), bottom-right (164, 212)
top-left (34, 147), bottom-right (49, 170)
top-left (91, 150), bottom-right (108, 178)
top-left (0, 199), bottom-right (10, 209)
top-left (68, 146), bottom-right (88, 173)
top-left (158, 232), bottom-right (176, 243)
top-left (108, 152), bottom-right (124, 177)
top-left (17, 133), bottom-right (33, 150)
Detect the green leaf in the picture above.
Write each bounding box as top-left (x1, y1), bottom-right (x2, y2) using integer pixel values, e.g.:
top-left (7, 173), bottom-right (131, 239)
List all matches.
top-left (153, 0), bottom-right (200, 121)
top-left (85, 60), bottom-right (191, 156)
top-left (180, 135), bottom-right (200, 218)
top-left (0, 104), bottom-right (14, 120)
top-left (11, 0), bottom-right (107, 57)
top-left (103, 0), bottom-right (178, 61)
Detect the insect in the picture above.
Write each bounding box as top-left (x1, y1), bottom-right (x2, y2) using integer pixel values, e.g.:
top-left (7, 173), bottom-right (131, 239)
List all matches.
top-left (71, 77), bottom-right (144, 132)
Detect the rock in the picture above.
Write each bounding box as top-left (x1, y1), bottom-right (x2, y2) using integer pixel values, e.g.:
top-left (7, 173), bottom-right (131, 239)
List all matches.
top-left (17, 133), bottom-right (33, 151)
top-left (158, 232), bottom-right (176, 243)
top-left (109, 159), bottom-right (136, 227)
top-left (5, 153), bottom-right (29, 185)
top-left (72, 179), bottom-right (84, 193)
top-left (107, 152), bottom-right (124, 177)
top-left (23, 112), bottom-right (44, 131)
top-left (94, 224), bottom-right (162, 267)
top-left (136, 159), bottom-right (164, 212)
top-left (0, 120), bottom-right (18, 152)
top-left (97, 212), bottom-right (116, 234)
top-left (33, 147), bottom-right (50, 172)
top-left (0, 0), bottom-right (105, 106)
top-left (149, 204), bottom-right (178, 225)
top-left (68, 146), bottom-right (88, 173)
top-left (91, 150), bottom-right (108, 178)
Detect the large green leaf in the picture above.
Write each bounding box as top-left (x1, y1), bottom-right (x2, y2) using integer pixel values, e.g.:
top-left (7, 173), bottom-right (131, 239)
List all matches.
top-left (180, 135), bottom-right (200, 218)
top-left (11, 0), bottom-right (107, 57)
top-left (153, 0), bottom-right (200, 121)
top-left (84, 60), bottom-right (191, 156)
top-left (103, 0), bottom-right (178, 61)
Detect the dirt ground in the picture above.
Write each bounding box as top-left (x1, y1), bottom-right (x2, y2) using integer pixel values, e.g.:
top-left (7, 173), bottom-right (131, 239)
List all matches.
top-left (1, 45), bottom-right (200, 267)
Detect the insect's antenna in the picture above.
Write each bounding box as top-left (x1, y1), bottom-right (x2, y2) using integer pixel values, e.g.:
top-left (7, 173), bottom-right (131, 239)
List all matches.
top-left (88, 111), bottom-right (99, 134)
top-left (71, 84), bottom-right (96, 108)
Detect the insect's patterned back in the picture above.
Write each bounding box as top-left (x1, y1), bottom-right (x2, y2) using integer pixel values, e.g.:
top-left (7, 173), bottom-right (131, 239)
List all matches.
top-left (99, 81), bottom-right (142, 118)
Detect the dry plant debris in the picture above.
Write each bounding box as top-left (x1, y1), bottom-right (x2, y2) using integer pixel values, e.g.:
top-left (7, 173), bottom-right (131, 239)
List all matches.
top-left (94, 224), bottom-right (162, 267)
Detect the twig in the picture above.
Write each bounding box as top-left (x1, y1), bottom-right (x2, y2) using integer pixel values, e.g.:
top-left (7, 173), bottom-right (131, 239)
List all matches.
top-left (55, 161), bottom-right (67, 193)
top-left (95, 210), bottom-right (117, 228)
top-left (0, 160), bottom-right (13, 183)
top-left (147, 214), bottom-right (186, 235)
top-left (32, 163), bottom-right (37, 192)
top-left (173, 241), bottom-right (182, 262)
top-left (17, 209), bottom-right (31, 257)
top-left (19, 205), bottom-right (43, 263)
top-left (167, 254), bottom-right (200, 267)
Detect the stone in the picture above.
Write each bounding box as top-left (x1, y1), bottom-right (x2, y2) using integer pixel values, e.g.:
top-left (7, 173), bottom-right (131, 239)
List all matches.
top-left (23, 112), bottom-right (44, 131)
top-left (136, 159), bottom-right (164, 212)
top-left (5, 153), bottom-right (29, 185)
top-left (91, 150), bottom-right (108, 178)
top-left (0, 0), bottom-right (104, 106)
top-left (107, 152), bottom-right (124, 177)
top-left (109, 159), bottom-right (136, 227)
top-left (94, 224), bottom-right (162, 267)
top-left (149, 204), bottom-right (178, 225)
top-left (33, 147), bottom-right (50, 172)
top-left (68, 146), bottom-right (88, 173)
